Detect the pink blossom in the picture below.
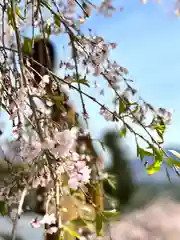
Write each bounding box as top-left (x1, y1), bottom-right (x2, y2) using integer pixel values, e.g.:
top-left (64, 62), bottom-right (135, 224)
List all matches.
top-left (42, 138), bottom-right (55, 149)
top-left (50, 128), bottom-right (78, 158)
top-left (100, 107), bottom-right (113, 121)
top-left (75, 160), bottom-right (86, 169)
top-left (31, 219), bottom-right (41, 228)
top-left (68, 173), bottom-right (79, 190)
top-left (71, 152), bottom-right (81, 162)
top-left (68, 161), bottom-right (91, 189)
top-left (78, 166), bottom-right (91, 183)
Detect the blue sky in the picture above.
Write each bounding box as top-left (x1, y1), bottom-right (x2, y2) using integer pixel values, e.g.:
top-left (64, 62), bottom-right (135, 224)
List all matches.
top-left (1, 0), bottom-right (180, 163)
top-left (67, 0), bottom-right (180, 160)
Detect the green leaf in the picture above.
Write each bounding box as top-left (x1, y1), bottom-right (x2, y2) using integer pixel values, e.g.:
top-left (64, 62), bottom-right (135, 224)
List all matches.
top-left (156, 125), bottom-right (165, 143)
top-left (131, 103), bottom-right (139, 113)
top-left (0, 201), bottom-right (7, 216)
top-left (72, 79), bottom-right (90, 87)
top-left (120, 126), bottom-right (127, 137)
top-left (137, 146), bottom-right (153, 161)
top-left (71, 218), bottom-right (87, 227)
top-left (147, 160), bottom-right (162, 175)
top-left (71, 217), bottom-right (95, 231)
top-left (81, 221), bottom-right (96, 232)
top-left (96, 213), bottom-right (103, 236)
top-left (15, 7), bottom-right (25, 20)
top-left (153, 147), bottom-right (164, 162)
top-left (119, 100), bottom-right (126, 114)
top-left (44, 22), bottom-right (51, 38)
top-left (41, 0), bottom-right (52, 9)
top-left (152, 120), bottom-right (166, 143)
top-left (156, 129), bottom-right (163, 142)
top-left (102, 210), bottom-right (120, 220)
top-left (63, 225), bottom-right (80, 238)
top-left (54, 14), bottom-right (61, 28)
top-left (49, 95), bottom-right (64, 104)
top-left (23, 37), bottom-right (33, 54)
top-left (168, 150), bottom-right (180, 159)
top-left (147, 166), bottom-right (161, 175)
top-left (7, 7), bottom-right (15, 29)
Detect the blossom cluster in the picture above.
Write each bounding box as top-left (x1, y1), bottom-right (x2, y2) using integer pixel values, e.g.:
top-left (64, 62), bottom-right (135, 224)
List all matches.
top-left (31, 213), bottom-right (58, 234)
top-left (2, 126), bottom-right (91, 191)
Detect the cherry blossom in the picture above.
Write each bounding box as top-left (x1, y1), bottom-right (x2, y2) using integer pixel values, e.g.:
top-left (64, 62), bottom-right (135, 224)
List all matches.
top-left (31, 219), bottom-right (41, 229)
top-left (40, 213), bottom-right (56, 225)
top-left (100, 107), bottom-right (113, 121)
top-left (4, 138), bottom-right (42, 163)
top-left (78, 166), bottom-right (91, 183)
top-left (50, 128), bottom-right (78, 158)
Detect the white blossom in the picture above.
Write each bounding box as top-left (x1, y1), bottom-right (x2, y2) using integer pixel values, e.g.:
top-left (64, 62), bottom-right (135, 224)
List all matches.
top-left (40, 213), bottom-right (56, 225)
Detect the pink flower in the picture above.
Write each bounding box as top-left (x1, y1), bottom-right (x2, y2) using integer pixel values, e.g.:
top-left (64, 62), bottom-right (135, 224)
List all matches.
top-left (79, 166), bottom-right (91, 183)
top-left (68, 174), bottom-right (79, 190)
top-left (31, 219), bottom-right (41, 228)
top-left (100, 107), bottom-right (113, 121)
top-left (50, 128), bottom-right (78, 158)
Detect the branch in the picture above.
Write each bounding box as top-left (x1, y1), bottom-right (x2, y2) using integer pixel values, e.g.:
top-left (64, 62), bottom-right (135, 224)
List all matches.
top-left (11, 187), bottom-right (28, 240)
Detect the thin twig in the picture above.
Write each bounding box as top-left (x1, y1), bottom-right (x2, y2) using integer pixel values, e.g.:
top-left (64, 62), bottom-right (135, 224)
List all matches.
top-left (11, 187), bottom-right (28, 240)
top-left (69, 33), bottom-right (88, 126)
top-left (10, 0), bottom-right (27, 88)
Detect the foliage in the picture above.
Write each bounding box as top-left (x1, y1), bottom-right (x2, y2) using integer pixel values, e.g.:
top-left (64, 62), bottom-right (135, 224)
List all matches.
top-left (103, 130), bottom-right (135, 210)
top-left (0, 1), bottom-right (179, 240)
